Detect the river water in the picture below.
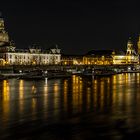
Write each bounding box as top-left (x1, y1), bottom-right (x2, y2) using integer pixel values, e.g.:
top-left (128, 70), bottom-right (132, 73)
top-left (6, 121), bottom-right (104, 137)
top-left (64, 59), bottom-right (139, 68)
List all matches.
top-left (0, 73), bottom-right (140, 139)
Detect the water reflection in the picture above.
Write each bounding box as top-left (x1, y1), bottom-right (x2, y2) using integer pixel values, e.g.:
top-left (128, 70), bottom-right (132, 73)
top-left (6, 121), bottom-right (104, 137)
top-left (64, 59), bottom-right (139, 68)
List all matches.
top-left (2, 80), bottom-right (10, 101)
top-left (1, 80), bottom-right (10, 125)
top-left (1, 73), bottom-right (140, 139)
top-left (19, 80), bottom-right (24, 99)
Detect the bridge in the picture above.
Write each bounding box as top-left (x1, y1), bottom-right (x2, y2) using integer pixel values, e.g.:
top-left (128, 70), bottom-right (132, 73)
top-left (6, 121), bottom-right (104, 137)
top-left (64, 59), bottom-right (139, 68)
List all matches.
top-left (0, 64), bottom-right (138, 73)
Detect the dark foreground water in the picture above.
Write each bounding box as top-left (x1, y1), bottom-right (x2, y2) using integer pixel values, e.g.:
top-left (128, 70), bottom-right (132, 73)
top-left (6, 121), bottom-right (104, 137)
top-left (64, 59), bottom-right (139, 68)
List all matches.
top-left (1, 73), bottom-right (140, 139)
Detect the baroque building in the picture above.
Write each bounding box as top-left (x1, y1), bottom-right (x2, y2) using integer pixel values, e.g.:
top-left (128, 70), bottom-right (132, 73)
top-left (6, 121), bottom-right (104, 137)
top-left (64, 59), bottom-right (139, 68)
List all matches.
top-left (66, 37), bottom-right (139, 66)
top-left (82, 37), bottom-right (139, 66)
top-left (83, 50), bottom-right (113, 65)
top-left (0, 14), bottom-right (139, 66)
top-left (61, 54), bottom-right (83, 65)
top-left (0, 16), bottom-right (61, 65)
top-left (113, 38), bottom-right (139, 64)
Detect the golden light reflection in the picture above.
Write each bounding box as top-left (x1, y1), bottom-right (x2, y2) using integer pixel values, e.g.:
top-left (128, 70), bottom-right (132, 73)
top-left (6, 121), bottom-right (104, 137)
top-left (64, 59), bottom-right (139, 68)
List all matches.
top-left (71, 75), bottom-right (84, 111)
top-left (2, 80), bottom-right (10, 122)
top-left (31, 98), bottom-right (37, 120)
top-left (44, 79), bottom-right (48, 94)
top-left (87, 87), bottom-right (91, 110)
top-left (0, 72), bottom-right (139, 125)
top-left (93, 78), bottom-right (98, 108)
top-left (54, 83), bottom-right (59, 93)
top-left (43, 79), bottom-right (49, 118)
top-left (106, 78), bottom-right (111, 103)
top-left (125, 73), bottom-right (131, 85)
top-left (136, 73), bottom-right (140, 83)
top-left (44, 85), bottom-right (48, 94)
top-left (100, 80), bottom-right (105, 110)
top-left (107, 78), bottom-right (110, 84)
top-left (19, 80), bottom-right (24, 99)
top-left (113, 75), bottom-right (117, 84)
top-left (53, 81), bottom-right (60, 115)
top-left (112, 77), bottom-right (118, 106)
top-left (117, 74), bottom-right (124, 84)
top-left (64, 80), bottom-right (68, 111)
top-left (19, 80), bottom-right (24, 114)
top-left (3, 80), bottom-right (10, 101)
top-left (32, 98), bottom-right (37, 111)
top-left (45, 78), bottom-right (48, 85)
top-left (72, 75), bottom-right (79, 94)
top-left (31, 85), bottom-right (37, 94)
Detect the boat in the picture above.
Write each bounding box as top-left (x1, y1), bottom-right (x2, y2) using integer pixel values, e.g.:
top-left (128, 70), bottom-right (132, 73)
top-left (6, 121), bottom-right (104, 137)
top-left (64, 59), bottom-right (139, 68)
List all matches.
top-left (81, 68), bottom-right (117, 77)
top-left (19, 70), bottom-right (71, 80)
top-left (47, 70), bottom-right (71, 79)
top-left (93, 69), bottom-right (117, 76)
top-left (82, 69), bottom-right (94, 76)
top-left (81, 68), bottom-right (94, 76)
top-left (67, 69), bottom-right (82, 74)
top-left (19, 69), bottom-right (47, 80)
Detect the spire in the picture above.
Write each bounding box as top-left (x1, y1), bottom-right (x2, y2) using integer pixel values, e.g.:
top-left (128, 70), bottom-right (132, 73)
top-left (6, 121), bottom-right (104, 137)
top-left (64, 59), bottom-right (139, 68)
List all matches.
top-left (126, 37), bottom-right (136, 55)
top-left (128, 37), bottom-right (132, 44)
top-left (127, 37), bottom-right (133, 48)
top-left (55, 44), bottom-right (58, 49)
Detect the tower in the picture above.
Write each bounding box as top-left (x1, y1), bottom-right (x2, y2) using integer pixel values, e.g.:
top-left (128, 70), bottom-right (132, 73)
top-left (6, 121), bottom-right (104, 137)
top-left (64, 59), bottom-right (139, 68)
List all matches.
top-left (0, 18), bottom-right (4, 30)
top-left (0, 15), bottom-right (9, 46)
top-left (0, 13), bottom-right (15, 53)
top-left (126, 37), bottom-right (136, 55)
top-left (137, 35), bottom-right (140, 55)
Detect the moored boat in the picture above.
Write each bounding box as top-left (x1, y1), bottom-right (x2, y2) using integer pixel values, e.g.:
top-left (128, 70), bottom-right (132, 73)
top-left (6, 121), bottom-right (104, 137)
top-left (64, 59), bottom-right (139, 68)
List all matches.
top-left (47, 70), bottom-right (71, 79)
top-left (19, 69), bottom-right (47, 80)
top-left (93, 69), bottom-right (117, 76)
top-left (19, 70), bottom-right (71, 80)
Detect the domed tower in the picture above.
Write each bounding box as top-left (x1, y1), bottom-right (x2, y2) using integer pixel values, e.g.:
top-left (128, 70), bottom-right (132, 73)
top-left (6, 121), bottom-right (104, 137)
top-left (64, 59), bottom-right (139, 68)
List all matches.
top-left (0, 13), bottom-right (16, 53)
top-left (0, 18), bottom-right (4, 30)
top-left (126, 37), bottom-right (136, 55)
top-left (0, 16), bottom-right (9, 46)
top-left (137, 35), bottom-right (140, 55)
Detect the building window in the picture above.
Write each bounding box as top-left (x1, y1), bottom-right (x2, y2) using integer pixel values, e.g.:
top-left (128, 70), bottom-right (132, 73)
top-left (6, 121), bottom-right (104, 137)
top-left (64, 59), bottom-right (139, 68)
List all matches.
top-left (10, 55), bottom-right (12, 59)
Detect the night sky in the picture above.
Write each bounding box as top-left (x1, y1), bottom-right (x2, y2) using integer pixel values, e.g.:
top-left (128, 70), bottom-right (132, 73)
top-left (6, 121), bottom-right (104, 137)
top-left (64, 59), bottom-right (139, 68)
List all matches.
top-left (1, 0), bottom-right (140, 54)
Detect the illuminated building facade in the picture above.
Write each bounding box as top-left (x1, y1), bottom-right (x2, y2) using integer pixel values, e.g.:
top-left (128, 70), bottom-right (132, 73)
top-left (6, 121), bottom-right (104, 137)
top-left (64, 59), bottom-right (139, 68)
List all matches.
top-left (113, 38), bottom-right (139, 64)
top-left (83, 50), bottom-right (113, 65)
top-left (1, 48), bottom-right (61, 65)
top-left (0, 15), bottom-right (139, 66)
top-left (62, 37), bottom-right (139, 66)
top-left (0, 16), bottom-right (61, 65)
top-left (83, 38), bottom-right (139, 65)
top-left (61, 55), bottom-right (83, 65)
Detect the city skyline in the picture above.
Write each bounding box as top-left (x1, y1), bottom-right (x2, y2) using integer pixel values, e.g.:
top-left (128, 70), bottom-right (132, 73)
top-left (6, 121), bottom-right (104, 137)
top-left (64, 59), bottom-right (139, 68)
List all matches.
top-left (1, 0), bottom-right (140, 54)
top-left (1, 1), bottom-right (140, 139)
